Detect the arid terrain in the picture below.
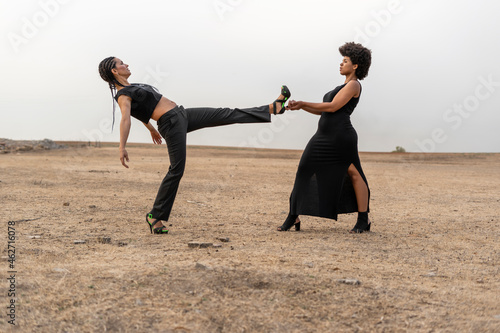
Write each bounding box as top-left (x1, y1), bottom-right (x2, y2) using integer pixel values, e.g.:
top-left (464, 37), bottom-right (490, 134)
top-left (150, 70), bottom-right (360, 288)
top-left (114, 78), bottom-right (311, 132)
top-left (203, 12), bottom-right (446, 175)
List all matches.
top-left (1, 142), bottom-right (499, 332)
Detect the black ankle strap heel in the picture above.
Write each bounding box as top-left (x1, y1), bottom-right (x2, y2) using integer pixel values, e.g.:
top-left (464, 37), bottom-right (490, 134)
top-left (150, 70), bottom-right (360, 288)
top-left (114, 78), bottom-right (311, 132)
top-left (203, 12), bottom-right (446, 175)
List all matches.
top-left (277, 214), bottom-right (301, 231)
top-left (350, 212), bottom-right (371, 233)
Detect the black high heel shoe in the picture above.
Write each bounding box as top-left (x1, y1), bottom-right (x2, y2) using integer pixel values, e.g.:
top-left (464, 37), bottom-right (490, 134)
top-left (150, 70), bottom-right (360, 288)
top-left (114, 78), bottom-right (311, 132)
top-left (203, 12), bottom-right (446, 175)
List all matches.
top-left (277, 214), bottom-right (301, 231)
top-left (146, 213), bottom-right (169, 234)
top-left (350, 219), bottom-right (371, 233)
top-left (273, 85), bottom-right (291, 115)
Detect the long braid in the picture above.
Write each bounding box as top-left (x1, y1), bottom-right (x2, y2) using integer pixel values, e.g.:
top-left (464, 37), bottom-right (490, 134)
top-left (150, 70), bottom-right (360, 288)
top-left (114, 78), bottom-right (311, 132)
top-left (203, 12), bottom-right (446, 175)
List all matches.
top-left (98, 56), bottom-right (125, 130)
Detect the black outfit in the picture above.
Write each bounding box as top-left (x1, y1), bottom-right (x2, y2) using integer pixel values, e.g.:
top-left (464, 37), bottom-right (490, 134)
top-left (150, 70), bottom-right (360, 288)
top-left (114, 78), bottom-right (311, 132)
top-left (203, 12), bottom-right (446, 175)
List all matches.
top-left (115, 84), bottom-right (271, 221)
top-left (288, 82), bottom-right (370, 220)
top-left (115, 84), bottom-right (163, 123)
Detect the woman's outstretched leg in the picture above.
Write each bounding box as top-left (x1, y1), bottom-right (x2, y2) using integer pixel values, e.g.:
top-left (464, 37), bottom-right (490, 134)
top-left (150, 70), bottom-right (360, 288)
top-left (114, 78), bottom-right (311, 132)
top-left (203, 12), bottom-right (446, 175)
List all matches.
top-left (148, 86), bottom-right (290, 231)
top-left (186, 87), bottom-right (289, 133)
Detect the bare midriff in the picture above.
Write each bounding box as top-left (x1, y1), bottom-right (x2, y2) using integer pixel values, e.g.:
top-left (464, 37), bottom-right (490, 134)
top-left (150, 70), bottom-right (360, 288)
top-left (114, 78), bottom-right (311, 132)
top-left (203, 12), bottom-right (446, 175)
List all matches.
top-left (150, 97), bottom-right (178, 121)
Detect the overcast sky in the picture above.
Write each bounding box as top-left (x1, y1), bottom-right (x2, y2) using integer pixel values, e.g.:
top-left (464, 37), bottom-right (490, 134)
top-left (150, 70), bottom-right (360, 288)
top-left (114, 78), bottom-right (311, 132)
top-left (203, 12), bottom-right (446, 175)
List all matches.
top-left (1, 0), bottom-right (499, 152)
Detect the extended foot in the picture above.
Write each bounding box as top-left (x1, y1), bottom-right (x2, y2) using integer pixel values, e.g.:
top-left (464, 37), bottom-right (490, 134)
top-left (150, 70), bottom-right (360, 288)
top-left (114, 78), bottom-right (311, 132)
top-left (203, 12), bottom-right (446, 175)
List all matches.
top-left (270, 93), bottom-right (286, 114)
top-left (270, 85), bottom-right (291, 115)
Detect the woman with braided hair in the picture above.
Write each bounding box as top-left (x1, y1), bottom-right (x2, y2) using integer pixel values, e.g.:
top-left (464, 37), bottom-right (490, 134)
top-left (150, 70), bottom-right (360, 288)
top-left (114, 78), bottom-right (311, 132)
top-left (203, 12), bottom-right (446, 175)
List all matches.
top-left (278, 42), bottom-right (372, 234)
top-left (98, 56), bottom-right (290, 235)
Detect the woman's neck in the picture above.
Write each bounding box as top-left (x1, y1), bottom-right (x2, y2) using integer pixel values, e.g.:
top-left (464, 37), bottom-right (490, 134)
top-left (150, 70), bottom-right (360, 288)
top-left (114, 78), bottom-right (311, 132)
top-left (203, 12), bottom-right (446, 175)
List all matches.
top-left (115, 77), bottom-right (130, 90)
top-left (115, 81), bottom-right (130, 91)
top-left (344, 73), bottom-right (358, 84)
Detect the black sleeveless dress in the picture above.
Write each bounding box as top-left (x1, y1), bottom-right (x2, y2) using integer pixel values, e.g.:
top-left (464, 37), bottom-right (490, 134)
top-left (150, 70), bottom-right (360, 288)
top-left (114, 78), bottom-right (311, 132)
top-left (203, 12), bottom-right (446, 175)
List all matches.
top-left (289, 83), bottom-right (370, 220)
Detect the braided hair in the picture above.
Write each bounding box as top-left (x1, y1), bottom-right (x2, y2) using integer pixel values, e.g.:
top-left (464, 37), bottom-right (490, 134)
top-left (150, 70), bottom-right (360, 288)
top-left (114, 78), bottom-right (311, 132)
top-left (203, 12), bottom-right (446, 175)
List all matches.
top-left (98, 56), bottom-right (126, 129)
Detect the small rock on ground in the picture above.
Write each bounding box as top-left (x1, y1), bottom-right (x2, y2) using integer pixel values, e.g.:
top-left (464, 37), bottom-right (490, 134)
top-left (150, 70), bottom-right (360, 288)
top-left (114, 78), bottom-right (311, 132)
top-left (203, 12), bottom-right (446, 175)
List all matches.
top-left (195, 262), bottom-right (213, 270)
top-left (336, 279), bottom-right (361, 285)
top-left (188, 242), bottom-right (213, 248)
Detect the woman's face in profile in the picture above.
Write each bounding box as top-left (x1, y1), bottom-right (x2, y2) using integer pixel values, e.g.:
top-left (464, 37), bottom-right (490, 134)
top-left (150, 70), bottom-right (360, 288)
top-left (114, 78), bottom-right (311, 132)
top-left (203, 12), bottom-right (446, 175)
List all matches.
top-left (339, 56), bottom-right (357, 76)
top-left (112, 58), bottom-right (131, 78)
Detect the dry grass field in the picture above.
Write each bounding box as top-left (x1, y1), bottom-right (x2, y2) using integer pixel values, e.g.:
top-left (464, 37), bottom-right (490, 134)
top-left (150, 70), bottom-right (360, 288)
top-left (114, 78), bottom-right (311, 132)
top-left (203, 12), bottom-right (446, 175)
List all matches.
top-left (1, 143), bottom-right (499, 332)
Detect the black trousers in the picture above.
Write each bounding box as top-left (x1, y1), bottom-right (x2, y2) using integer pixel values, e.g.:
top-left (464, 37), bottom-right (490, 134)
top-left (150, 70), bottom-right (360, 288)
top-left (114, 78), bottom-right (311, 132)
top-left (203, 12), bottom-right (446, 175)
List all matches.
top-left (150, 104), bottom-right (271, 221)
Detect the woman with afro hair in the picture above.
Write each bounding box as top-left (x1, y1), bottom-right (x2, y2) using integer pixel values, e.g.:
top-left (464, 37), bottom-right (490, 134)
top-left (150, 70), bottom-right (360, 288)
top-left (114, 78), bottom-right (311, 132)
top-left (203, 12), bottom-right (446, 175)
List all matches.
top-left (278, 42), bottom-right (372, 233)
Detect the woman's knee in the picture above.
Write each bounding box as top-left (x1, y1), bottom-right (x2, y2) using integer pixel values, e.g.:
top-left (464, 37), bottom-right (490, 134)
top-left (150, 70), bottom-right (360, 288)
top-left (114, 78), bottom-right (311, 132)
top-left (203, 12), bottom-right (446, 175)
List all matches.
top-left (347, 165), bottom-right (361, 182)
top-left (169, 160), bottom-right (186, 178)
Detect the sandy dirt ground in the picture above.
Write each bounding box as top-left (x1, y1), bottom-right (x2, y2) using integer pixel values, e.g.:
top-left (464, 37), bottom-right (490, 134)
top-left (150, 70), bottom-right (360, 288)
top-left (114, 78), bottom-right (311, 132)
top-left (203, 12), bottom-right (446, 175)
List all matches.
top-left (1, 143), bottom-right (499, 332)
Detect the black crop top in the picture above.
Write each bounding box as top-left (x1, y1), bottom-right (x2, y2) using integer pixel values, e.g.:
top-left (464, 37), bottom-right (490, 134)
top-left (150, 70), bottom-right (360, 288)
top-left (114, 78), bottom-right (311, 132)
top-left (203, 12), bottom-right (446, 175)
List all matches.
top-left (114, 84), bottom-right (163, 123)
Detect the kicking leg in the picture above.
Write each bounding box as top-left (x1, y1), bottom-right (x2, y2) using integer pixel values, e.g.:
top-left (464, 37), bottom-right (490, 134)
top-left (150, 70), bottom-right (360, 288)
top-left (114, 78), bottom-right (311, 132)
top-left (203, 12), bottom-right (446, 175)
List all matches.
top-left (186, 86), bottom-right (290, 132)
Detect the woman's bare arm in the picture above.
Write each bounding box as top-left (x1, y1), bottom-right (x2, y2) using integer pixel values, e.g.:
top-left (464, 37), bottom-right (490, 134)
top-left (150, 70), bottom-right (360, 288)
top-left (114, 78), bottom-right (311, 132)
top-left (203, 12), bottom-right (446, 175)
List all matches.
top-left (117, 96), bottom-right (132, 168)
top-left (287, 81), bottom-right (360, 114)
top-left (143, 122), bottom-right (162, 145)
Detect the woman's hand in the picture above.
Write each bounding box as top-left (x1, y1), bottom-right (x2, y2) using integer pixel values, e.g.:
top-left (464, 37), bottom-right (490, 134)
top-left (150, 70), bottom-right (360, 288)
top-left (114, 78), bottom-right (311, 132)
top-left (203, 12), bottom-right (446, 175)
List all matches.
top-left (286, 100), bottom-right (303, 110)
top-left (150, 129), bottom-right (162, 145)
top-left (120, 148), bottom-right (129, 168)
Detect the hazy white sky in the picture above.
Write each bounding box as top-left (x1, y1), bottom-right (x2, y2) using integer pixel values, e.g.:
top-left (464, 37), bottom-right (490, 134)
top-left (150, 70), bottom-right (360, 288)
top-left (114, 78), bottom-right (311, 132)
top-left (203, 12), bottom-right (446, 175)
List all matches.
top-left (1, 0), bottom-right (499, 152)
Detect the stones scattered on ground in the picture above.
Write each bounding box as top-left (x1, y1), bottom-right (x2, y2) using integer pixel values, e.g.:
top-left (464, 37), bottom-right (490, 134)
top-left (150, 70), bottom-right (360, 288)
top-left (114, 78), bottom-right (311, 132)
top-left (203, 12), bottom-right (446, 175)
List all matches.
top-left (0, 138), bottom-right (66, 154)
top-left (294, 314), bottom-right (309, 319)
top-left (72, 237), bottom-right (123, 245)
top-left (336, 279), bottom-right (361, 285)
top-left (188, 242), bottom-right (213, 248)
top-left (421, 271), bottom-right (449, 278)
top-left (195, 262), bottom-right (213, 270)
top-left (188, 241), bottom-right (229, 249)
top-left (304, 262), bottom-right (314, 268)
top-left (53, 268), bottom-right (70, 273)
top-left (187, 200), bottom-right (207, 206)
top-left (216, 237), bottom-right (230, 242)
top-left (96, 237), bottom-right (111, 244)
top-left (63, 202), bottom-right (70, 206)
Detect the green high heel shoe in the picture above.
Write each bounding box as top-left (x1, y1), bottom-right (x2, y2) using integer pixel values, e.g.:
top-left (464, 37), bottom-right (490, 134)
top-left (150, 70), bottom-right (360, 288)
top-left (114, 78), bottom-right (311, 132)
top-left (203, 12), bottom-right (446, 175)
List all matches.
top-left (146, 213), bottom-right (169, 234)
top-left (273, 85), bottom-right (291, 115)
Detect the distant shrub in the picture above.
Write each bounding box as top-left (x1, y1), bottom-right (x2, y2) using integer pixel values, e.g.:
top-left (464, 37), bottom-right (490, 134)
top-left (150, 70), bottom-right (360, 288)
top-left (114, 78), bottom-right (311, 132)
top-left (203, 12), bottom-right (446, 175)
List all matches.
top-left (392, 146), bottom-right (406, 153)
